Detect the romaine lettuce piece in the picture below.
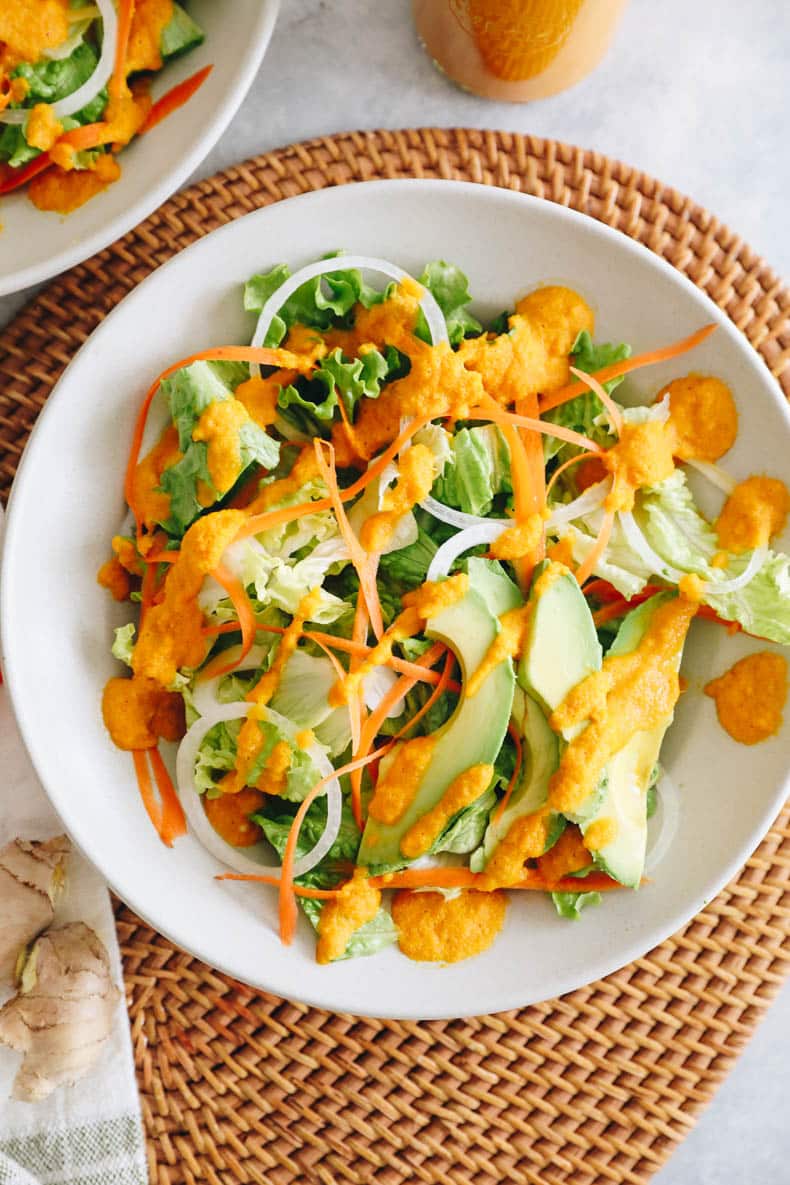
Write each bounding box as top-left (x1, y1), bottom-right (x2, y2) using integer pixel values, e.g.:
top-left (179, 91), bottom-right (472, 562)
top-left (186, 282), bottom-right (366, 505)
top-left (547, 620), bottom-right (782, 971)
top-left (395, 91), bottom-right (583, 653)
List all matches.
top-left (432, 424), bottom-right (512, 517)
top-left (414, 261), bottom-right (482, 347)
top-left (160, 2), bottom-right (205, 59)
top-left (543, 330), bottom-right (630, 462)
top-left (157, 360), bottom-right (279, 536)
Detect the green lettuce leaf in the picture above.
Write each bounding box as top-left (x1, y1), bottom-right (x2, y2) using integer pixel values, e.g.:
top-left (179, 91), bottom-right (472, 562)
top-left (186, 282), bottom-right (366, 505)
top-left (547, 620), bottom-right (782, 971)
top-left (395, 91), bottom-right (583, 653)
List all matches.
top-left (432, 787), bottom-right (497, 855)
top-left (277, 346), bottom-right (396, 435)
top-left (157, 360), bottom-right (279, 535)
top-left (1, 43), bottom-right (107, 168)
top-left (433, 425), bottom-right (512, 516)
top-left (551, 890), bottom-right (602, 919)
top-left (543, 330), bottom-right (630, 462)
top-left (244, 255), bottom-right (385, 347)
top-left (378, 525), bottom-right (438, 587)
top-left (254, 798), bottom-right (399, 960)
top-left (160, 2), bottom-right (205, 58)
top-left (111, 623), bottom-right (136, 667)
top-left (637, 471), bottom-right (790, 642)
top-left (560, 468), bottom-right (790, 643)
top-left (194, 720), bottom-right (241, 795)
top-left (13, 41), bottom-right (99, 104)
top-left (570, 330), bottom-right (631, 393)
top-left (415, 261), bottom-right (482, 347)
top-left (195, 716), bottom-right (320, 802)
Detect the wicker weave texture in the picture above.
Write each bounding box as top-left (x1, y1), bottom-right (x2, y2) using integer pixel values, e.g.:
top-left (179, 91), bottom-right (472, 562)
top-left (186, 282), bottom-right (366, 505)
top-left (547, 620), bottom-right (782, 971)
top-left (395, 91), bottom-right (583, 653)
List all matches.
top-left (1, 129), bottom-right (789, 1185)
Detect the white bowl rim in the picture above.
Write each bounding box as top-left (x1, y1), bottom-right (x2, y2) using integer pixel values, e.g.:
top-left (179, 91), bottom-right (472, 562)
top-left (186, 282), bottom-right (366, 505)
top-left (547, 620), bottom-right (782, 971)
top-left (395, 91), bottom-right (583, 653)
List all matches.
top-left (2, 178), bottom-right (789, 1018)
top-left (0, 0), bottom-right (280, 298)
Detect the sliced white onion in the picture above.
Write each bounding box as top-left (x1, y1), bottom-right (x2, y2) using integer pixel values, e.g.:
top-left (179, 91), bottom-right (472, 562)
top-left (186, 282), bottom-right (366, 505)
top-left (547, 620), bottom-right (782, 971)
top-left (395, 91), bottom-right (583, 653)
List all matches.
top-left (683, 458), bottom-right (737, 496)
top-left (191, 645), bottom-right (269, 717)
top-left (250, 255), bottom-right (449, 377)
top-left (645, 771), bottom-right (681, 874)
top-left (427, 521), bottom-right (507, 582)
top-left (362, 665), bottom-right (405, 719)
top-left (702, 547), bottom-right (767, 595)
top-left (546, 478), bottom-right (612, 531)
top-left (1, 0), bottom-right (118, 126)
top-left (175, 702), bottom-right (341, 879)
top-left (619, 510), bottom-right (685, 584)
top-left (420, 495), bottom-right (509, 532)
top-left (620, 510), bottom-right (765, 598)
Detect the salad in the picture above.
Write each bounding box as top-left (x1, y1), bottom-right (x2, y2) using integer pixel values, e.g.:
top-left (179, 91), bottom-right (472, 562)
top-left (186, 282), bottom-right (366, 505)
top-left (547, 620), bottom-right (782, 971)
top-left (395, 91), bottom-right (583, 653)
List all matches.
top-left (0, 0), bottom-right (209, 213)
top-left (99, 252), bottom-right (790, 967)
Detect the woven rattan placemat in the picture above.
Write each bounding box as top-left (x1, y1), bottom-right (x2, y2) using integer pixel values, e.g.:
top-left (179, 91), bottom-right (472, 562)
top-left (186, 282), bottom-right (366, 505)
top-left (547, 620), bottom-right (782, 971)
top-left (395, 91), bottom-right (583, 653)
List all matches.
top-left (2, 129), bottom-right (789, 1185)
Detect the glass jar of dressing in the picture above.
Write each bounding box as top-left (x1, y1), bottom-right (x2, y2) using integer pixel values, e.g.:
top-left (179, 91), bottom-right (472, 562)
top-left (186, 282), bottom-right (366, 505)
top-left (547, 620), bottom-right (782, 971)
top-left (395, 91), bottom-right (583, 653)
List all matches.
top-left (413, 0), bottom-right (629, 102)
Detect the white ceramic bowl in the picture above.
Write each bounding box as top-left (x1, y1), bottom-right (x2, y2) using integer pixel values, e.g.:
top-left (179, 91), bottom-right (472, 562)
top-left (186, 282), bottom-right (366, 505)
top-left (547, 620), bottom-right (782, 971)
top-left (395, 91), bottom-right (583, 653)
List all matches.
top-left (0, 0), bottom-right (279, 297)
top-left (2, 181), bottom-right (789, 1018)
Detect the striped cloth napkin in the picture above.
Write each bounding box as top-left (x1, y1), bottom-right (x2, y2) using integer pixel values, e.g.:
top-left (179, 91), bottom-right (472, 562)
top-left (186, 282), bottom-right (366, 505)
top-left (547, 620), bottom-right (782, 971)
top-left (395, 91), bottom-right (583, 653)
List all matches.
top-left (0, 519), bottom-right (147, 1185)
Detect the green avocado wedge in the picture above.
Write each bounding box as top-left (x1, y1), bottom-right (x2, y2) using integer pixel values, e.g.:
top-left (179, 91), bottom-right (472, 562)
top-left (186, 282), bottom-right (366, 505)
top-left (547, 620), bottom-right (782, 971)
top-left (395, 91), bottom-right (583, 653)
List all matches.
top-left (517, 561), bottom-right (602, 730)
top-left (474, 561), bottom-right (601, 871)
top-left (357, 564), bottom-right (518, 871)
top-left (574, 592), bottom-right (684, 888)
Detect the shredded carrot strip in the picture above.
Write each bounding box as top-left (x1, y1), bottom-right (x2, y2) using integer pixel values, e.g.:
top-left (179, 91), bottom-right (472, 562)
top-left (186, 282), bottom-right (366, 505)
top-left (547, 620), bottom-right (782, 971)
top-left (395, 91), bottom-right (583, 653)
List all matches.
top-left (109, 0), bottom-right (135, 100)
top-left (574, 508), bottom-right (615, 586)
top-left (472, 404), bottom-right (602, 454)
top-left (0, 155), bottom-right (53, 194)
top-left (313, 439), bottom-right (384, 639)
top-left (366, 642), bottom-right (449, 750)
top-left (476, 391), bottom-right (540, 592)
top-left (209, 564), bottom-right (257, 675)
top-left (545, 449), bottom-right (600, 501)
top-left (517, 389), bottom-right (547, 587)
top-left (0, 122), bottom-right (113, 195)
top-left (278, 744), bottom-right (395, 945)
top-left (494, 722), bottom-right (523, 824)
top-left (236, 413), bottom-right (434, 543)
top-left (124, 345), bottom-right (310, 523)
top-left (202, 620), bottom-right (453, 685)
top-left (347, 641), bottom-right (449, 829)
top-left (540, 324), bottom-right (718, 414)
top-left (592, 600), bottom-right (637, 627)
top-left (348, 586), bottom-right (372, 828)
top-left (569, 366), bottom-right (624, 435)
top-left (139, 64), bottom-right (213, 135)
top-left (132, 750), bottom-right (161, 835)
top-left (590, 587), bottom-right (745, 635)
top-left (149, 746), bottom-right (187, 845)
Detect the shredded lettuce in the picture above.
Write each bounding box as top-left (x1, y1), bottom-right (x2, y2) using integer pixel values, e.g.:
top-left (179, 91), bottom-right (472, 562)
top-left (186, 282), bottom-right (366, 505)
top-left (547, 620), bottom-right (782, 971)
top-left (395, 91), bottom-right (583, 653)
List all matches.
top-left (433, 425), bottom-right (512, 516)
top-left (111, 623), bottom-right (136, 667)
top-left (195, 717), bottom-right (320, 802)
top-left (543, 331), bottom-right (630, 462)
top-left (1, 43), bottom-right (107, 168)
top-left (551, 890), bottom-right (602, 919)
top-left (157, 361), bottom-right (279, 536)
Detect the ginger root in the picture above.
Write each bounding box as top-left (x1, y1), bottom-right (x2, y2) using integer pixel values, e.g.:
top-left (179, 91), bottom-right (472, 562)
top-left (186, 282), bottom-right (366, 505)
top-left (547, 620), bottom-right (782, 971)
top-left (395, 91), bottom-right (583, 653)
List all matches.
top-left (0, 835), bottom-right (70, 982)
top-left (0, 922), bottom-right (120, 1101)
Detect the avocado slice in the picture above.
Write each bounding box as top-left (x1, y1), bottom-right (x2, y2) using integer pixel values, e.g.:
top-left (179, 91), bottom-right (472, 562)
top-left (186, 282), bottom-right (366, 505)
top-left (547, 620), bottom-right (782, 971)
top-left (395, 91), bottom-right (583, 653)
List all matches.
top-left (357, 566), bottom-right (517, 871)
top-left (574, 592), bottom-right (683, 888)
top-left (518, 561), bottom-right (602, 728)
top-left (473, 563), bottom-right (601, 871)
top-left (471, 685), bottom-right (563, 872)
top-left (160, 3), bottom-right (205, 59)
